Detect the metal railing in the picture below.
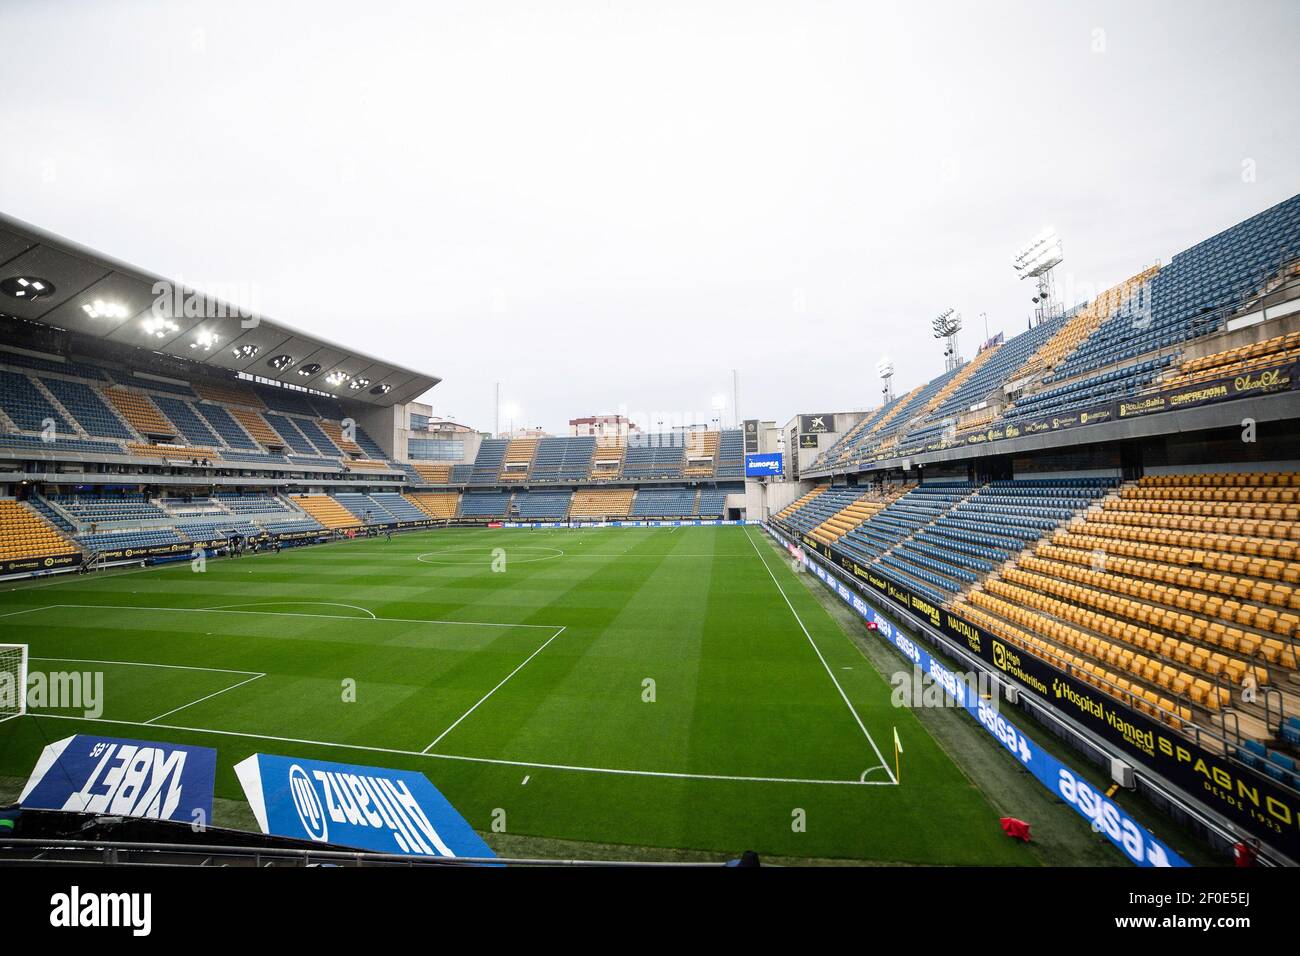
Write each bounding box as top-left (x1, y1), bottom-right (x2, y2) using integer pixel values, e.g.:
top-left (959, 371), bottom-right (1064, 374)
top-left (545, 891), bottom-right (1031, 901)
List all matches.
top-left (0, 836), bottom-right (725, 868)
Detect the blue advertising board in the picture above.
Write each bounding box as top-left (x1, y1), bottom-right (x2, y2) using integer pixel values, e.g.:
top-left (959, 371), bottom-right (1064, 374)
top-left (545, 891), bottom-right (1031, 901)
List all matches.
top-left (744, 452), bottom-right (783, 477)
top-left (20, 735), bottom-right (216, 822)
top-left (766, 525), bottom-right (1188, 867)
top-left (234, 753), bottom-right (494, 858)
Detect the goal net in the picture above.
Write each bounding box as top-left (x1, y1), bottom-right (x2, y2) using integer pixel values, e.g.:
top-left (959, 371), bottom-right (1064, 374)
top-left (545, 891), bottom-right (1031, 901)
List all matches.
top-left (0, 644), bottom-right (27, 723)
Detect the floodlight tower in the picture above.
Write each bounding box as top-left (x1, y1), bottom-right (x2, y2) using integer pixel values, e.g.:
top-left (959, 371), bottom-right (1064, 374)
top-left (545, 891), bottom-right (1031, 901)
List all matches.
top-left (1013, 227), bottom-right (1064, 327)
top-left (932, 309), bottom-right (963, 372)
top-left (876, 357), bottom-right (896, 404)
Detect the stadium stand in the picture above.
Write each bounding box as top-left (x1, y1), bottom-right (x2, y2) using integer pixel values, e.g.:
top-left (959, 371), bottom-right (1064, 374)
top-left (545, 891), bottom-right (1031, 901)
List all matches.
top-left (78, 528), bottom-right (189, 553)
top-left (696, 486), bottom-right (740, 518)
top-left (353, 427), bottom-right (390, 461)
top-left (630, 487), bottom-right (697, 518)
top-left (293, 494), bottom-right (361, 530)
top-left (527, 437), bottom-right (565, 482)
top-left (228, 406), bottom-right (284, 449)
top-left (460, 490), bottom-right (513, 517)
top-left (153, 395), bottom-right (223, 447)
top-left (571, 487), bottom-right (634, 518)
top-left (193, 380), bottom-right (262, 408)
top-left (0, 370), bottom-right (72, 432)
top-left (0, 349), bottom-right (108, 381)
top-left (370, 492), bottom-right (427, 522)
top-left (256, 384), bottom-right (316, 417)
top-left (510, 489), bottom-right (573, 519)
top-left (784, 486), bottom-right (867, 539)
top-left (715, 430), bottom-right (744, 478)
top-left (410, 462), bottom-right (452, 484)
top-left (809, 484), bottom-right (912, 545)
top-left (104, 388), bottom-right (175, 438)
top-left (1156, 330), bottom-right (1300, 391)
top-left (623, 441), bottom-right (685, 478)
top-left (319, 418), bottom-right (363, 456)
top-left (0, 499), bottom-right (79, 560)
top-left (559, 436), bottom-right (597, 480)
top-left (776, 486), bottom-right (827, 520)
top-left (297, 418), bottom-right (343, 457)
top-left (683, 431), bottom-right (719, 477)
top-left (194, 402), bottom-right (258, 449)
top-left (1050, 195), bottom-right (1300, 382)
top-left (38, 377), bottom-right (134, 440)
top-left (128, 443), bottom-right (217, 462)
top-left (590, 435), bottom-right (626, 478)
top-left (501, 437), bottom-right (538, 478)
top-left (263, 412), bottom-right (319, 455)
top-left (406, 491), bottom-right (460, 519)
top-left (332, 493), bottom-right (396, 524)
top-left (48, 493), bottom-right (168, 524)
top-left (470, 439), bottom-right (508, 484)
top-left (806, 197), bottom-right (1300, 474)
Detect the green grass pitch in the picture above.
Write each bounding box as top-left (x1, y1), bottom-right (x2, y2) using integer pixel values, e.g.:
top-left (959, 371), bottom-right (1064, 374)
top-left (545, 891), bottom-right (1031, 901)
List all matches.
top-left (0, 525), bottom-right (1034, 864)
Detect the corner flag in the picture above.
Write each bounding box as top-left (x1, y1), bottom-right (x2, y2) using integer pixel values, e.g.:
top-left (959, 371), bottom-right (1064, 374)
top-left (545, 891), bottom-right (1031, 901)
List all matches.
top-left (893, 727), bottom-right (903, 784)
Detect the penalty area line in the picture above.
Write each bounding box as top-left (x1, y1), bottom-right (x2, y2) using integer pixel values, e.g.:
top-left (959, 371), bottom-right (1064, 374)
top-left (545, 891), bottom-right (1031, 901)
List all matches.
top-left (422, 626), bottom-right (566, 753)
top-left (142, 672), bottom-right (267, 725)
top-left (25, 713), bottom-right (892, 786)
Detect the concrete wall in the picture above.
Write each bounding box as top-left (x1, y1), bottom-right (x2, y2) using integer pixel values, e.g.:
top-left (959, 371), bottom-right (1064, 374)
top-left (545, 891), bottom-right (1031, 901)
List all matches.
top-left (1182, 310), bottom-right (1300, 362)
top-left (347, 403), bottom-right (403, 460)
top-left (782, 410), bottom-right (867, 479)
top-left (747, 478), bottom-right (815, 521)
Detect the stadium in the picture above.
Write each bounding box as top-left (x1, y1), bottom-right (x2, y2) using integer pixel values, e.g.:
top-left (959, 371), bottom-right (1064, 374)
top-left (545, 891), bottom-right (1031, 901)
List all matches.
top-left (0, 4), bottom-right (1296, 929)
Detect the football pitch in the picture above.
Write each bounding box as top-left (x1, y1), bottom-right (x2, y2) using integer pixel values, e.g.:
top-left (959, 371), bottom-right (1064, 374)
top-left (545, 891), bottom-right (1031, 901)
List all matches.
top-left (0, 525), bottom-right (1033, 864)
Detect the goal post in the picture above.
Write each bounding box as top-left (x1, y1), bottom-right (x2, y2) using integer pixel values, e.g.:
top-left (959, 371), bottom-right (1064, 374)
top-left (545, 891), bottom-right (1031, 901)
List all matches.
top-left (0, 643), bottom-right (28, 723)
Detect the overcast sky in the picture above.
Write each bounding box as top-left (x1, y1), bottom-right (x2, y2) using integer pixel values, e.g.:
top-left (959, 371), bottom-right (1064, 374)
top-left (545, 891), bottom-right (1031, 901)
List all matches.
top-left (1, 0), bottom-right (1297, 434)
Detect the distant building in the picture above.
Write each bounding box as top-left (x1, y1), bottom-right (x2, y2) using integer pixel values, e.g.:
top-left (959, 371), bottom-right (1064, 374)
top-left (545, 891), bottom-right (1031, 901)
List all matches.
top-left (568, 414), bottom-right (640, 439)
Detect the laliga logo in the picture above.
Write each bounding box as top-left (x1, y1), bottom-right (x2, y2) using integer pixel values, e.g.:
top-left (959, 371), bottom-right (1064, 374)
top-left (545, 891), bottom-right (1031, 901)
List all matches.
top-left (289, 764), bottom-right (328, 842)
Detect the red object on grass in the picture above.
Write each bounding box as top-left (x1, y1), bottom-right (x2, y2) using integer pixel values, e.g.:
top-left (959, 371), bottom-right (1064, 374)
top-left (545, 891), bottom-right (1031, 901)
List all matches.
top-left (1000, 817), bottom-right (1032, 842)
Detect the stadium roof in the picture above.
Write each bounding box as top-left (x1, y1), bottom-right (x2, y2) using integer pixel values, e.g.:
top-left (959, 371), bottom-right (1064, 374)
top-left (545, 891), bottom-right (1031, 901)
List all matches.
top-left (0, 212), bottom-right (439, 407)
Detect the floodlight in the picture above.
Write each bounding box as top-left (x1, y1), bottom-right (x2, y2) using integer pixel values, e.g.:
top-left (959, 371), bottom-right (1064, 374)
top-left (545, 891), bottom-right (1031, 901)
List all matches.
top-left (141, 316), bottom-right (178, 338)
top-left (1012, 227), bottom-right (1064, 280)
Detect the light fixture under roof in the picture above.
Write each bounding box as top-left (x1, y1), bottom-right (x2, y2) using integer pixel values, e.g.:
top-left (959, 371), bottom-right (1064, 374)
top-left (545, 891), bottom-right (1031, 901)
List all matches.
top-left (268, 354), bottom-right (295, 371)
top-left (325, 370), bottom-right (349, 386)
top-left (297, 362), bottom-right (321, 376)
top-left (141, 315), bottom-right (179, 338)
top-left (1, 276), bottom-right (56, 301)
top-left (190, 330), bottom-right (221, 351)
top-left (348, 377), bottom-right (371, 390)
top-left (84, 299), bottom-right (131, 320)
top-left (233, 343), bottom-right (259, 359)
top-left (369, 383), bottom-right (391, 396)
